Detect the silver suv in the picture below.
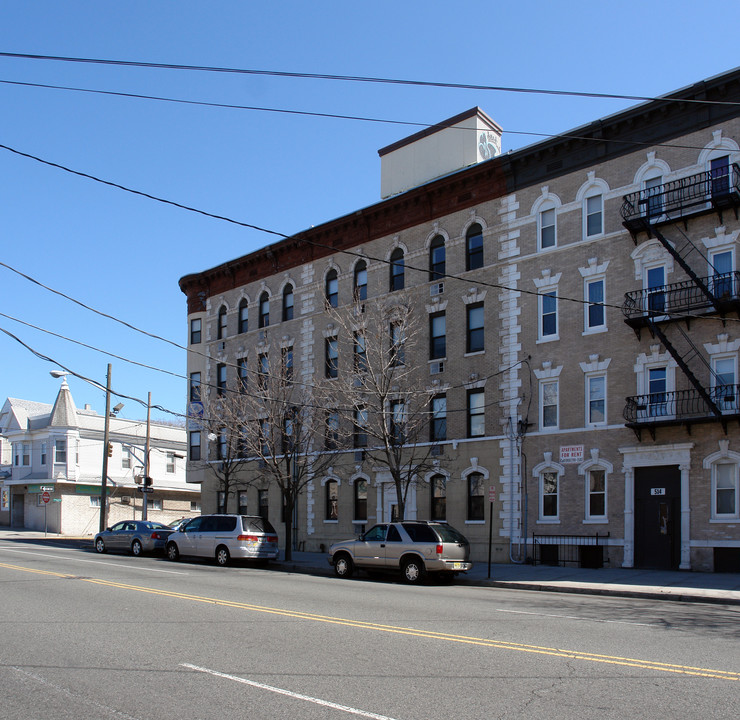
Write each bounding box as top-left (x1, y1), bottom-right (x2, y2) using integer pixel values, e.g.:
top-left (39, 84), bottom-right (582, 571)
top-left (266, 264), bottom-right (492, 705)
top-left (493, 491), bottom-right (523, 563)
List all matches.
top-left (165, 514), bottom-right (279, 566)
top-left (329, 521), bottom-right (472, 584)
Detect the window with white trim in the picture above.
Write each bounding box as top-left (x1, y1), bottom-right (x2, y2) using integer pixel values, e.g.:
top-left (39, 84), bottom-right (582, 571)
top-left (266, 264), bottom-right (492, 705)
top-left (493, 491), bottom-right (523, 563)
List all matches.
top-left (540, 470), bottom-right (559, 520)
top-left (539, 206), bottom-right (556, 250)
top-left (540, 380), bottom-right (558, 429)
top-left (585, 278), bottom-right (605, 331)
top-left (586, 468), bottom-right (607, 520)
top-left (586, 374), bottom-right (606, 425)
top-left (711, 355), bottom-right (737, 413)
top-left (539, 290), bottom-right (557, 340)
top-left (585, 193), bottom-right (603, 237)
top-left (713, 462), bottom-right (738, 519)
top-left (325, 479), bottom-right (338, 521)
top-left (217, 305), bottom-right (228, 339)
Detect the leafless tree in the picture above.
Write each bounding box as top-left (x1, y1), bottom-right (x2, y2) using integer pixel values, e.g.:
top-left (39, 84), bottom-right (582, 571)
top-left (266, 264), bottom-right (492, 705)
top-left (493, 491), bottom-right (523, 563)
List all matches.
top-left (328, 293), bottom-right (439, 520)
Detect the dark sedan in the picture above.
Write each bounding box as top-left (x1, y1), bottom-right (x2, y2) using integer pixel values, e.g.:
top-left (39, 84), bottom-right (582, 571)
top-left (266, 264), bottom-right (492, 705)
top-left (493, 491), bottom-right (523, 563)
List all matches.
top-left (94, 520), bottom-right (174, 556)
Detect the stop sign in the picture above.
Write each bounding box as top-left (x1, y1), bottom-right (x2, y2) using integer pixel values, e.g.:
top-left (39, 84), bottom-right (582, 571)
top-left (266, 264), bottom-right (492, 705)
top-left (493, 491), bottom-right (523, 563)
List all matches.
top-left (41, 491), bottom-right (51, 504)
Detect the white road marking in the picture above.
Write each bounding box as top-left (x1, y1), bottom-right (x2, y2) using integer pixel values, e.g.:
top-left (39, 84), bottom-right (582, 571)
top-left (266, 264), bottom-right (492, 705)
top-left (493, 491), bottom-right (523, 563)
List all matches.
top-left (181, 663), bottom-right (401, 720)
top-left (0, 546), bottom-right (189, 574)
top-left (496, 608), bottom-right (654, 627)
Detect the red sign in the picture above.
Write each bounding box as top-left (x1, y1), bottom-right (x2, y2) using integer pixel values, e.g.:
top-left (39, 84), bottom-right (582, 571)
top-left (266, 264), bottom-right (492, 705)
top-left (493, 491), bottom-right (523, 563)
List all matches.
top-left (41, 491), bottom-right (51, 504)
top-left (489, 486), bottom-right (497, 502)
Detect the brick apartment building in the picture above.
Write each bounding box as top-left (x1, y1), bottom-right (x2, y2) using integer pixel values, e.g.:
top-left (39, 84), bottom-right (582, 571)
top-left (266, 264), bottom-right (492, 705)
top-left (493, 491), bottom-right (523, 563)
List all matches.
top-left (180, 68), bottom-right (740, 571)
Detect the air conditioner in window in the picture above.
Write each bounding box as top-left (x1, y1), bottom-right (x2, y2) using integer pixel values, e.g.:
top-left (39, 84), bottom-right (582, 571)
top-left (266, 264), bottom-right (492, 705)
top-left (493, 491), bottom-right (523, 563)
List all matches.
top-left (121, 495), bottom-right (131, 505)
top-left (430, 282), bottom-right (444, 296)
top-left (429, 362), bottom-right (444, 375)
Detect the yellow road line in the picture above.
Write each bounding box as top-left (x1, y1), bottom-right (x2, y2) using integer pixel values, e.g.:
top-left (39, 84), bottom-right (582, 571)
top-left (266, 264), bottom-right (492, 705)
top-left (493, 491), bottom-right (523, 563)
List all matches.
top-left (2, 561), bottom-right (738, 682)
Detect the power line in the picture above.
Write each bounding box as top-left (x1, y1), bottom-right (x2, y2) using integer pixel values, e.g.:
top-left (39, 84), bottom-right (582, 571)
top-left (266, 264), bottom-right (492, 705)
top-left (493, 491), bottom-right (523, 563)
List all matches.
top-left (0, 77), bottom-right (730, 154)
top-left (1, 51), bottom-right (739, 106)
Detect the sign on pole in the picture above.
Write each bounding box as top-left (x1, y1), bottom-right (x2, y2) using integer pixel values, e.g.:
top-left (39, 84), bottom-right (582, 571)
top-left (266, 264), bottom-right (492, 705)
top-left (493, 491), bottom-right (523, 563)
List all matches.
top-left (41, 491), bottom-right (51, 504)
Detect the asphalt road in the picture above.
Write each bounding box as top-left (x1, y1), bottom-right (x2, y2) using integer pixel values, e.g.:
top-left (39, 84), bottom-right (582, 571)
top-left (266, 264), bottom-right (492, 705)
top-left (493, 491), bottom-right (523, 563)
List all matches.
top-left (1, 540), bottom-right (738, 720)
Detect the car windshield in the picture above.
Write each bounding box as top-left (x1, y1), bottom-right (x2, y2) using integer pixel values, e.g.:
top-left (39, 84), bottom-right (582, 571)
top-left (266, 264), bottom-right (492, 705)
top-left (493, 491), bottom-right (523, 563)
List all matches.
top-left (430, 523), bottom-right (469, 544)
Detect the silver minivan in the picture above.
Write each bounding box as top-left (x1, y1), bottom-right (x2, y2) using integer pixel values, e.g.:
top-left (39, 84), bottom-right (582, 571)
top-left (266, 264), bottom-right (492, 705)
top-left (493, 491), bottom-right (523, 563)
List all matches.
top-left (165, 514), bottom-right (279, 566)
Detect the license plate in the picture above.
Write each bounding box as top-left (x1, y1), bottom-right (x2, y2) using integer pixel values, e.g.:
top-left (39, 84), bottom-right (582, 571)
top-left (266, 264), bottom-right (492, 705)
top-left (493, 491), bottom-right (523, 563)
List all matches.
top-left (451, 562), bottom-right (464, 570)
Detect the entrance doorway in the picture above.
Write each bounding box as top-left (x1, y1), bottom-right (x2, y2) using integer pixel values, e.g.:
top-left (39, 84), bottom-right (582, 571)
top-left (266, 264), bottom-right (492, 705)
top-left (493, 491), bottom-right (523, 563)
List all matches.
top-left (11, 493), bottom-right (24, 528)
top-left (634, 466), bottom-right (681, 569)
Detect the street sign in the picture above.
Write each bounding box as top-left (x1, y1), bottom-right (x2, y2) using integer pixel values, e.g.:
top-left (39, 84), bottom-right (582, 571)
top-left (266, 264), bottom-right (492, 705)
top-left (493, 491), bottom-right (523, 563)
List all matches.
top-left (40, 486), bottom-right (54, 492)
top-left (489, 486), bottom-right (496, 502)
top-left (137, 487), bottom-right (154, 494)
top-left (41, 491), bottom-right (51, 504)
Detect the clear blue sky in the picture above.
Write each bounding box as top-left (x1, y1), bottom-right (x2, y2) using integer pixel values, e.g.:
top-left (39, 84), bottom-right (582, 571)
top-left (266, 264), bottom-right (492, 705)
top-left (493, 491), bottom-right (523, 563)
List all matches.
top-left (2, 1), bottom-right (739, 423)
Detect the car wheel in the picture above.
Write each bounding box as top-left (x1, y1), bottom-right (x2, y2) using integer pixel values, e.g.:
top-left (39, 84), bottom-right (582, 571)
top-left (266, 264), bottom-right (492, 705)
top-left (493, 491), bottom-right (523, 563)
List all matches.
top-left (131, 539), bottom-right (142, 556)
top-left (215, 546), bottom-right (230, 567)
top-left (95, 538), bottom-right (106, 554)
top-left (401, 557), bottom-right (425, 584)
top-left (333, 553), bottom-right (354, 579)
top-left (166, 542), bottom-right (180, 561)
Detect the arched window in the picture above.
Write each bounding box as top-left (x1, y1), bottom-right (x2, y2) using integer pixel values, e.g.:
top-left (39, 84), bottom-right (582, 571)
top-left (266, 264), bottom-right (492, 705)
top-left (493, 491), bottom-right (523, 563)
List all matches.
top-left (258, 292), bottom-right (269, 328)
top-left (431, 474), bottom-right (446, 520)
top-left (354, 478), bottom-right (368, 521)
top-left (325, 269), bottom-right (338, 308)
top-left (325, 480), bottom-right (338, 521)
top-left (467, 472), bottom-right (485, 520)
top-left (238, 299), bottom-right (249, 334)
top-left (354, 260), bottom-right (367, 301)
top-left (390, 248), bottom-right (404, 291)
top-left (217, 305), bottom-right (228, 339)
top-left (282, 285), bottom-right (294, 322)
top-left (466, 224), bottom-right (484, 271)
top-left (429, 235), bottom-right (445, 281)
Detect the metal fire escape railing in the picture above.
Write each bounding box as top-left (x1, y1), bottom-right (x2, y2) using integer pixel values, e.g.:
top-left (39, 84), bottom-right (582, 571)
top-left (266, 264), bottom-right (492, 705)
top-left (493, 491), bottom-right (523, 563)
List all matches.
top-left (621, 166), bottom-right (740, 435)
top-left (624, 385), bottom-right (740, 425)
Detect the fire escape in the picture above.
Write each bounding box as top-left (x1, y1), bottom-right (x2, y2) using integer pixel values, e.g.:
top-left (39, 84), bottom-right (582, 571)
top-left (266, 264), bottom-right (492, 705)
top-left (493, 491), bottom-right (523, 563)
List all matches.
top-left (621, 163), bottom-right (740, 440)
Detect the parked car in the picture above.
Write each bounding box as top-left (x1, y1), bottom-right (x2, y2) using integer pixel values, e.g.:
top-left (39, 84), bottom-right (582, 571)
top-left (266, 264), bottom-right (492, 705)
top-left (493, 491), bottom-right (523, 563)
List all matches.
top-left (169, 517), bottom-right (194, 532)
top-left (165, 514), bottom-right (279, 566)
top-left (329, 520), bottom-right (472, 584)
top-left (94, 520), bottom-right (175, 556)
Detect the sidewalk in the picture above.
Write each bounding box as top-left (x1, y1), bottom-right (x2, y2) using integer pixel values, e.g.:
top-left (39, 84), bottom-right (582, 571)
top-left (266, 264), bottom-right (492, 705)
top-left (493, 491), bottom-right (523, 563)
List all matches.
top-left (2, 527), bottom-right (739, 605)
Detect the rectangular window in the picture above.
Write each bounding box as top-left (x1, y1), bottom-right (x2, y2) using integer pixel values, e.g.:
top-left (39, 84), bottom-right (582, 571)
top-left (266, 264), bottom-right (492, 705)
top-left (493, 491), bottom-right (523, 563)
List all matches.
top-left (258, 489), bottom-right (269, 521)
top-left (541, 380), bottom-right (558, 429)
top-left (587, 375), bottom-right (606, 425)
top-left (586, 278), bottom-right (605, 330)
top-left (648, 367), bottom-right (668, 417)
top-left (431, 475), bottom-right (446, 521)
top-left (711, 356), bottom-right (737, 412)
top-left (149, 498), bottom-right (163, 511)
top-left (325, 337), bottom-right (338, 379)
top-left (189, 431), bottom-right (201, 461)
top-left (587, 469), bottom-right (606, 519)
top-left (189, 372), bottom-right (201, 402)
top-left (122, 447), bottom-right (132, 469)
top-left (238, 492), bottom-right (248, 515)
top-left (390, 323), bottom-right (405, 366)
top-left (644, 176), bottom-right (663, 218)
top-left (354, 479), bottom-right (368, 522)
top-left (390, 400), bottom-right (406, 444)
top-left (711, 155), bottom-right (730, 197)
top-left (353, 407), bottom-right (368, 448)
top-left (216, 363), bottom-right (227, 396)
top-left (715, 463), bottom-right (738, 517)
top-left (325, 480), bottom-right (338, 521)
top-left (586, 194), bottom-right (603, 236)
top-left (325, 410), bottom-right (339, 450)
top-left (40, 442), bottom-right (47, 466)
top-left (467, 389), bottom-right (485, 438)
top-left (190, 318), bottom-right (202, 344)
top-left (430, 312), bottom-right (446, 360)
top-left (540, 208), bottom-right (556, 249)
top-left (258, 353), bottom-right (268, 390)
top-left (54, 439), bottom-right (67, 464)
top-left (282, 346), bottom-right (294, 381)
top-left (466, 304), bottom-right (484, 353)
top-left (354, 332), bottom-right (367, 372)
top-left (431, 395), bottom-right (447, 442)
top-left (22, 443), bottom-right (30, 466)
top-left (542, 471), bottom-right (558, 518)
top-left (467, 473), bottom-right (485, 521)
top-left (646, 265), bottom-right (666, 315)
top-left (166, 453), bottom-right (176, 473)
top-left (540, 291), bottom-right (557, 339)
top-left (710, 249), bottom-right (734, 299)
top-left (238, 358), bottom-right (248, 392)
top-left (191, 501), bottom-right (201, 513)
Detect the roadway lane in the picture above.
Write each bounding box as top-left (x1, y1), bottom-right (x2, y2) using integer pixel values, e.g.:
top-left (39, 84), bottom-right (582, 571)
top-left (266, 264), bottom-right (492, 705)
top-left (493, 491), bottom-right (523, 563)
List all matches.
top-left (1, 540), bottom-right (738, 719)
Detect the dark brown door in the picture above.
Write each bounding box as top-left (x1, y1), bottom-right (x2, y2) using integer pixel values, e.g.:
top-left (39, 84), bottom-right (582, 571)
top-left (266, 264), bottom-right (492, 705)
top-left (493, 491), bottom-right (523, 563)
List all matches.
top-left (634, 466), bottom-right (681, 569)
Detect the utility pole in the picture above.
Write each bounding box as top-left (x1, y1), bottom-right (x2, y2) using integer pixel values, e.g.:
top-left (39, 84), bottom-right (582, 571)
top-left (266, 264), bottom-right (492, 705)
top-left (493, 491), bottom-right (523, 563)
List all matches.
top-left (142, 392), bottom-right (151, 521)
top-left (99, 364), bottom-right (112, 533)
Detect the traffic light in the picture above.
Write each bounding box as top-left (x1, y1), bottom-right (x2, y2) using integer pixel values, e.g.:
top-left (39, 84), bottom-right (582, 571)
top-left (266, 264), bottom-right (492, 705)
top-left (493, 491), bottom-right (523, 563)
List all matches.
top-left (107, 442), bottom-right (113, 457)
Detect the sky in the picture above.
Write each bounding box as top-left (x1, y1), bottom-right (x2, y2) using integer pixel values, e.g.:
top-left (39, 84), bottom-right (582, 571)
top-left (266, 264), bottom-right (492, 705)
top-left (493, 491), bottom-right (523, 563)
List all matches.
top-left (2, 1), bottom-right (740, 425)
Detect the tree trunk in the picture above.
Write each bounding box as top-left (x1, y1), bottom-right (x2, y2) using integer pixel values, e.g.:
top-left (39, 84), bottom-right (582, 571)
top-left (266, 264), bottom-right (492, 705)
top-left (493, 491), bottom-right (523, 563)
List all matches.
top-left (283, 492), bottom-right (294, 561)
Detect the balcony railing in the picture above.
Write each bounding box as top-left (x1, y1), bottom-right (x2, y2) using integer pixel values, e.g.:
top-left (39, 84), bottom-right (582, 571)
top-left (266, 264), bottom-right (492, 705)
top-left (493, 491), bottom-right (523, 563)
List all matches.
top-left (621, 164), bottom-right (740, 230)
top-left (624, 385), bottom-right (740, 426)
top-left (622, 272), bottom-right (740, 324)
